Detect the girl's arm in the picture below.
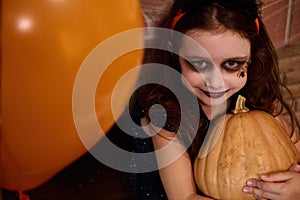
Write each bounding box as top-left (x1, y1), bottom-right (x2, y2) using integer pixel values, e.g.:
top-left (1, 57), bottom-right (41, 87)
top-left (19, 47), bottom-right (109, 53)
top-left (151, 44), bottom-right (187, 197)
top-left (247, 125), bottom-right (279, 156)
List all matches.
top-left (152, 129), bottom-right (213, 200)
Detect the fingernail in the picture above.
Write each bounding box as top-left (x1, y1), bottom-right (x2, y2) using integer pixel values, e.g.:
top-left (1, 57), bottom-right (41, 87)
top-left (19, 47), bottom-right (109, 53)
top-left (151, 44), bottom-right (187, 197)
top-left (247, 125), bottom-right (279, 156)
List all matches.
top-left (246, 180), bottom-right (253, 186)
top-left (295, 164), bottom-right (300, 170)
top-left (260, 174), bottom-right (268, 179)
top-left (242, 187), bottom-right (249, 193)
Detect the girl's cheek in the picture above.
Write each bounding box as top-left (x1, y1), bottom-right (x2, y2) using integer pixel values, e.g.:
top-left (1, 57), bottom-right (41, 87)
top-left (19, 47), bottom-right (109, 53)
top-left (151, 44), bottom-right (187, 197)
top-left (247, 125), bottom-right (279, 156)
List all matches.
top-left (224, 73), bottom-right (247, 88)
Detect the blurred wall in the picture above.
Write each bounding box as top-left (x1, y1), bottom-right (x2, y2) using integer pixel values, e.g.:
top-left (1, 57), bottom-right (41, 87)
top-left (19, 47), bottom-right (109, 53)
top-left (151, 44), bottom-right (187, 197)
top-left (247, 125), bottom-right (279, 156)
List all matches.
top-left (263, 0), bottom-right (300, 47)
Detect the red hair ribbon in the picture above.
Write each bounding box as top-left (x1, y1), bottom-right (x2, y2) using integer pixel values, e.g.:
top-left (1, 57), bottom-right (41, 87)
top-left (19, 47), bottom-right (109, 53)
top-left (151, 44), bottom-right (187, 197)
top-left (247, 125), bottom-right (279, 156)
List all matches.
top-left (255, 17), bottom-right (260, 34)
top-left (170, 9), bottom-right (186, 30)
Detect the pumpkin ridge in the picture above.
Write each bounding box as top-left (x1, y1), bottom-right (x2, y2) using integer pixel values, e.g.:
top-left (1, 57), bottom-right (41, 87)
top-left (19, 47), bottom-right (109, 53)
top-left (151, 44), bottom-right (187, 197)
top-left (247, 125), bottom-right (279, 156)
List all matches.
top-left (274, 124), bottom-right (299, 166)
top-left (268, 116), bottom-right (295, 168)
top-left (252, 111), bottom-right (297, 172)
top-left (213, 119), bottom-right (228, 199)
top-left (220, 116), bottom-right (236, 199)
top-left (255, 112), bottom-right (285, 174)
top-left (268, 114), bottom-right (299, 167)
top-left (244, 114), bottom-right (259, 178)
top-left (271, 114), bottom-right (300, 164)
top-left (202, 154), bottom-right (209, 195)
top-left (226, 113), bottom-right (268, 199)
top-left (238, 114), bottom-right (248, 182)
top-left (236, 113), bottom-right (257, 199)
top-left (219, 114), bottom-right (246, 199)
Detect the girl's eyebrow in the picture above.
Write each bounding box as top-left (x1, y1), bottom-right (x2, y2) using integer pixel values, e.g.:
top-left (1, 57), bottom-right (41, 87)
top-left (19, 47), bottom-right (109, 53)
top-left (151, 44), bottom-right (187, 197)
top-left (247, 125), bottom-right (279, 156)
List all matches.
top-left (223, 55), bottom-right (251, 60)
top-left (182, 54), bottom-right (251, 61)
top-left (182, 54), bottom-right (211, 60)
top-left (184, 54), bottom-right (251, 60)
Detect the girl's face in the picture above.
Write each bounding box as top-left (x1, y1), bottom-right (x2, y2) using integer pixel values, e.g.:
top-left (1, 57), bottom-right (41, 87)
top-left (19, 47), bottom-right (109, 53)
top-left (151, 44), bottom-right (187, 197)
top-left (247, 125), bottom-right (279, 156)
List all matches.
top-left (179, 30), bottom-right (251, 117)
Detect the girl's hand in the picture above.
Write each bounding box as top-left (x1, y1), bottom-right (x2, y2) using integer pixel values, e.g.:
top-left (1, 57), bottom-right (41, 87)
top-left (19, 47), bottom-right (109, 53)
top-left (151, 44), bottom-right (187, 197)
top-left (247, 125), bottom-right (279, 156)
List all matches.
top-left (242, 164), bottom-right (300, 200)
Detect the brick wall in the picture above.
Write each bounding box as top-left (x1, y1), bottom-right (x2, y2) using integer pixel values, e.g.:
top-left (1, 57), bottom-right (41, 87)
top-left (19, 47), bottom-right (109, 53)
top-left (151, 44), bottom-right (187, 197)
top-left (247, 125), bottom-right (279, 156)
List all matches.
top-left (262, 0), bottom-right (300, 48)
top-left (262, 0), bottom-right (300, 123)
top-left (277, 45), bottom-right (300, 121)
top-left (262, 0), bottom-right (300, 122)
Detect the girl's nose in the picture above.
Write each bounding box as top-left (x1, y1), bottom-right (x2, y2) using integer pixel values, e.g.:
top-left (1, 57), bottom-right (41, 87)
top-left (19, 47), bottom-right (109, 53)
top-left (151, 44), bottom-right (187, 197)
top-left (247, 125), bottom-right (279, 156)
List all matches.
top-left (202, 67), bottom-right (224, 90)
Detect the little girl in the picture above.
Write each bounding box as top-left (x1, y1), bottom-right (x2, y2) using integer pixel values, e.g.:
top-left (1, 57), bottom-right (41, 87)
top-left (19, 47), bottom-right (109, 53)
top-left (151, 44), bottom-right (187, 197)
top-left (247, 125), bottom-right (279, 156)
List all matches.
top-left (130, 0), bottom-right (300, 199)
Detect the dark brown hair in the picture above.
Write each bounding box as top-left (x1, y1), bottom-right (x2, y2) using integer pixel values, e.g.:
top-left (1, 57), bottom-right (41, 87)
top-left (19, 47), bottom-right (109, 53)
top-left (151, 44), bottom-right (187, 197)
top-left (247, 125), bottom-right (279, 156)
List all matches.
top-left (130, 0), bottom-right (299, 162)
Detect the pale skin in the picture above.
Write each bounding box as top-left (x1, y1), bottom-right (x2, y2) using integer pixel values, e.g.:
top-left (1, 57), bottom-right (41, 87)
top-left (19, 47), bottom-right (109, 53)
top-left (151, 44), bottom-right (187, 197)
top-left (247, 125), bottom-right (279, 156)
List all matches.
top-left (151, 29), bottom-right (300, 200)
top-left (152, 129), bottom-right (212, 200)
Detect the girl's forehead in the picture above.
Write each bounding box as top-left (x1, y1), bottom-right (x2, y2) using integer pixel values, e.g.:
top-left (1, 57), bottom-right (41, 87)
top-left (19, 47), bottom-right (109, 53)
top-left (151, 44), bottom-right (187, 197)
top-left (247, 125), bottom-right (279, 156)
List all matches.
top-left (179, 29), bottom-right (251, 59)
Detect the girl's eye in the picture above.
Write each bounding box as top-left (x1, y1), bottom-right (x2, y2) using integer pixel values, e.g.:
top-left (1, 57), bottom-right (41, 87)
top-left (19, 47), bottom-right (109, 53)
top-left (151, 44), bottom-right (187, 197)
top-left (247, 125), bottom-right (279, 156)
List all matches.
top-left (188, 60), bottom-right (212, 71)
top-left (222, 60), bottom-right (247, 71)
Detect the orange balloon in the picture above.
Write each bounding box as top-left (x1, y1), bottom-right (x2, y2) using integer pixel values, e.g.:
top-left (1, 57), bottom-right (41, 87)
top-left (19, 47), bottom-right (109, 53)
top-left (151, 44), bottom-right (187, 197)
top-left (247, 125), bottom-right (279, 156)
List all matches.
top-left (1, 0), bottom-right (143, 191)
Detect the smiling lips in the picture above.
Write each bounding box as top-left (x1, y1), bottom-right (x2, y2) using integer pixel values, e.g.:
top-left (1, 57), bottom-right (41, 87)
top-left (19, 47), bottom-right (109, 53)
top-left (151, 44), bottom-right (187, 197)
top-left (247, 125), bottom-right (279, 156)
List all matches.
top-left (201, 89), bottom-right (229, 98)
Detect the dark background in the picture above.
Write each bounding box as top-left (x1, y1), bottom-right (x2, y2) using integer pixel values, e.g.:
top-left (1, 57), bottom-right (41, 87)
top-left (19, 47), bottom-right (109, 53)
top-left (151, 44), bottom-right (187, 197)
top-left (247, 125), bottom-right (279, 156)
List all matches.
top-left (2, 124), bottom-right (135, 200)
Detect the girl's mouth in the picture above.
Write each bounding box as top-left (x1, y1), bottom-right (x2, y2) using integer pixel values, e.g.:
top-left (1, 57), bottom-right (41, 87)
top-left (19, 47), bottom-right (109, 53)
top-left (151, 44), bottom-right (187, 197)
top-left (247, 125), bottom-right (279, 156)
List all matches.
top-left (200, 89), bottom-right (229, 98)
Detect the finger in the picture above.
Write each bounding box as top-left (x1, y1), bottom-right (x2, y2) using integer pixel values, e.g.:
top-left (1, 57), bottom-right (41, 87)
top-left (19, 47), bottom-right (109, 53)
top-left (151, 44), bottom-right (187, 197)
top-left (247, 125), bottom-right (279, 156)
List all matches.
top-left (252, 187), bottom-right (280, 200)
top-left (247, 179), bottom-right (282, 194)
top-left (243, 186), bottom-right (271, 200)
top-left (260, 171), bottom-right (293, 182)
top-left (288, 164), bottom-right (300, 173)
top-left (254, 195), bottom-right (268, 200)
top-left (243, 187), bottom-right (267, 200)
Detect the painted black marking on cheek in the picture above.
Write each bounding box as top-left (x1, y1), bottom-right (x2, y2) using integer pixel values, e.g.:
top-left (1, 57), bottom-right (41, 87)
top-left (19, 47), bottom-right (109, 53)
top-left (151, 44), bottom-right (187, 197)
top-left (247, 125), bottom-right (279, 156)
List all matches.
top-left (237, 65), bottom-right (248, 78)
top-left (240, 71), bottom-right (245, 78)
top-left (237, 70), bottom-right (245, 78)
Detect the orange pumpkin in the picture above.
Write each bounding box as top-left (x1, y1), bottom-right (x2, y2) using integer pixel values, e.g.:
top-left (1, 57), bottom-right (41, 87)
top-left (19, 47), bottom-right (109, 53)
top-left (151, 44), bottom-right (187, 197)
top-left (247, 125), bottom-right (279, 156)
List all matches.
top-left (194, 95), bottom-right (299, 200)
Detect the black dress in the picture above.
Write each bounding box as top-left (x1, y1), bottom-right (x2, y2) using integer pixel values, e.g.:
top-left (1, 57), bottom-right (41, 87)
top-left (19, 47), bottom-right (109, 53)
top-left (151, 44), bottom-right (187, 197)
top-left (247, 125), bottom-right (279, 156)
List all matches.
top-left (128, 84), bottom-right (208, 200)
top-left (127, 102), bottom-right (167, 200)
top-left (130, 136), bottom-right (167, 200)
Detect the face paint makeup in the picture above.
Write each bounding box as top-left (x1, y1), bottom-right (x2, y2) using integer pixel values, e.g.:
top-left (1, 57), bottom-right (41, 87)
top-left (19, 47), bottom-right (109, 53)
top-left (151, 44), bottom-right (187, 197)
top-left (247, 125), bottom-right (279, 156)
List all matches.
top-left (237, 64), bottom-right (249, 78)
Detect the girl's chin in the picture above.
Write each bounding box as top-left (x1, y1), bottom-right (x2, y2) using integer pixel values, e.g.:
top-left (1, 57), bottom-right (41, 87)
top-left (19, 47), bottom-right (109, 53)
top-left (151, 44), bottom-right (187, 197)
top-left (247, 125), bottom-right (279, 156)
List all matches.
top-left (198, 96), bottom-right (228, 107)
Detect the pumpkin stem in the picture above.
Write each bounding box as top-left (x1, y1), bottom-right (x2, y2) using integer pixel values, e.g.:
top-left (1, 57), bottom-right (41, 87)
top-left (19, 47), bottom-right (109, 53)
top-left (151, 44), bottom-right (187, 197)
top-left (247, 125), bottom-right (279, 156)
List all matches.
top-left (232, 95), bottom-right (249, 114)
